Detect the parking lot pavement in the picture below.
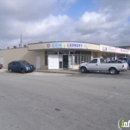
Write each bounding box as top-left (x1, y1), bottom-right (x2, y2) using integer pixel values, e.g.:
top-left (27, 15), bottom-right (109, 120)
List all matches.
top-left (0, 70), bottom-right (130, 130)
top-left (71, 69), bottom-right (130, 79)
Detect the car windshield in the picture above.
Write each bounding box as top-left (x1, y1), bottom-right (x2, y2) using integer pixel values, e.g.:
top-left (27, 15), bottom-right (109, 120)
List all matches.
top-left (20, 61), bottom-right (30, 65)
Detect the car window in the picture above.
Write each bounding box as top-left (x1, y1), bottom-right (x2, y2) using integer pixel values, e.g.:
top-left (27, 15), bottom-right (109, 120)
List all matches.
top-left (100, 59), bottom-right (104, 63)
top-left (9, 62), bottom-right (12, 66)
top-left (90, 59), bottom-right (97, 63)
top-left (20, 61), bottom-right (30, 65)
top-left (12, 62), bottom-right (17, 66)
top-left (16, 62), bottom-right (21, 66)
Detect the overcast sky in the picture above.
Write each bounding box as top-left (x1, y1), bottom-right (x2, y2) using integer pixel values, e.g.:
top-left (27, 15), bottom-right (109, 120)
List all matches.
top-left (0, 0), bottom-right (130, 49)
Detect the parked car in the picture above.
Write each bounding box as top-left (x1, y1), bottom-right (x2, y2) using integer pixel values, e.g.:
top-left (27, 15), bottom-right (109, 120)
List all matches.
top-left (118, 57), bottom-right (130, 67)
top-left (8, 60), bottom-right (35, 73)
top-left (0, 64), bottom-right (3, 69)
top-left (79, 58), bottom-right (128, 74)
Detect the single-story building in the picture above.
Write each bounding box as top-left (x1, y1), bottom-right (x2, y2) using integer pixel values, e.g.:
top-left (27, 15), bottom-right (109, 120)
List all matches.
top-left (0, 41), bottom-right (130, 70)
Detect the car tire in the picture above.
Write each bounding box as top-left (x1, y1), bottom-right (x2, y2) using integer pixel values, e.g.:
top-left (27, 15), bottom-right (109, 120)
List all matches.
top-left (81, 67), bottom-right (87, 73)
top-left (8, 68), bottom-right (12, 73)
top-left (109, 68), bottom-right (117, 75)
top-left (21, 69), bottom-right (25, 74)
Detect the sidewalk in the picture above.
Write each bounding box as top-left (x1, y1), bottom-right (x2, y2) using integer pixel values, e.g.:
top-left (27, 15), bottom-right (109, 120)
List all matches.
top-left (0, 68), bottom-right (80, 74)
top-left (0, 69), bottom-right (7, 73)
top-left (35, 69), bottom-right (80, 74)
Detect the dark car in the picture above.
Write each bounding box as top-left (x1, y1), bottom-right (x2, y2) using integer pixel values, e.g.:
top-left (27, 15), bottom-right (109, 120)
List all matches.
top-left (0, 64), bottom-right (3, 69)
top-left (119, 57), bottom-right (130, 67)
top-left (8, 60), bottom-right (35, 73)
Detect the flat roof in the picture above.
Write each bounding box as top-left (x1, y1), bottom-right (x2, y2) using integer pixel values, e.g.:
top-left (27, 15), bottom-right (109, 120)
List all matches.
top-left (28, 41), bottom-right (100, 45)
top-left (116, 45), bottom-right (130, 47)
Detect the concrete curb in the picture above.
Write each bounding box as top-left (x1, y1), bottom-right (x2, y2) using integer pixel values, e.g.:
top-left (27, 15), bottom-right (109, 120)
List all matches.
top-left (35, 70), bottom-right (80, 74)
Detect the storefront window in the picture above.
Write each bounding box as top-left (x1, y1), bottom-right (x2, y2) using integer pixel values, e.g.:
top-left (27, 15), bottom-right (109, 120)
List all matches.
top-left (81, 51), bottom-right (91, 54)
top-left (75, 51), bottom-right (80, 54)
top-left (74, 55), bottom-right (91, 64)
top-left (59, 51), bottom-right (68, 54)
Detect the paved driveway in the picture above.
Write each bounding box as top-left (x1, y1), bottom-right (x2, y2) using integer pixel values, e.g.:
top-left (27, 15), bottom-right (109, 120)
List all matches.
top-left (0, 70), bottom-right (130, 130)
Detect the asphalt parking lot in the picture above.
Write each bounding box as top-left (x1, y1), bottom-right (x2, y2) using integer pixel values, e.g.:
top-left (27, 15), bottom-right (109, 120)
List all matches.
top-left (0, 70), bottom-right (130, 130)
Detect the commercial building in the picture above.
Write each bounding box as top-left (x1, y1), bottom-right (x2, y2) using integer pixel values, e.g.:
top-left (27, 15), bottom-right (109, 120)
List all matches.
top-left (0, 41), bottom-right (130, 70)
top-left (116, 45), bottom-right (130, 50)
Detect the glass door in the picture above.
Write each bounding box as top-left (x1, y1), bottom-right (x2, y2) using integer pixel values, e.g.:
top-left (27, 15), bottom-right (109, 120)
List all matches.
top-left (59, 55), bottom-right (63, 68)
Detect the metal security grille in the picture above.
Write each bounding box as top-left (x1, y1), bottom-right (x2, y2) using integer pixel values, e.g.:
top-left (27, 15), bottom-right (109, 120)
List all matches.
top-left (74, 55), bottom-right (91, 65)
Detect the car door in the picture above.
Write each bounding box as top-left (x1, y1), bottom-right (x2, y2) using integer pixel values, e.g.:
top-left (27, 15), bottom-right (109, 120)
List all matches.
top-left (87, 59), bottom-right (99, 70)
top-left (15, 62), bottom-right (21, 72)
top-left (11, 62), bottom-right (17, 71)
top-left (98, 58), bottom-right (107, 71)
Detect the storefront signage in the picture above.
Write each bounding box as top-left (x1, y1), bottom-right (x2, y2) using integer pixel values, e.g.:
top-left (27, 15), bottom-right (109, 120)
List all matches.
top-left (67, 43), bottom-right (82, 48)
top-left (121, 49), bottom-right (129, 52)
top-left (52, 43), bottom-right (62, 48)
top-left (109, 46), bottom-right (116, 51)
top-left (102, 46), bottom-right (107, 51)
top-left (67, 43), bottom-right (87, 48)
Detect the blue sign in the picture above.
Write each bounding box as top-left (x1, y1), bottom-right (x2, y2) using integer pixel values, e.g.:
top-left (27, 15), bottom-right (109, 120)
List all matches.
top-left (67, 43), bottom-right (83, 48)
top-left (53, 43), bottom-right (62, 48)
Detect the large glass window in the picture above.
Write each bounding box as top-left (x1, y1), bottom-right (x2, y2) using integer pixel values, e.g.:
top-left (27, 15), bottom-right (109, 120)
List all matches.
top-left (74, 55), bottom-right (91, 64)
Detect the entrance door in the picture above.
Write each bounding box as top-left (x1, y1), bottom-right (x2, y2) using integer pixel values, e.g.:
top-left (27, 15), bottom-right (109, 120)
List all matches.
top-left (63, 55), bottom-right (68, 68)
top-left (36, 56), bottom-right (41, 69)
top-left (59, 55), bottom-right (63, 68)
top-left (48, 55), bottom-right (59, 69)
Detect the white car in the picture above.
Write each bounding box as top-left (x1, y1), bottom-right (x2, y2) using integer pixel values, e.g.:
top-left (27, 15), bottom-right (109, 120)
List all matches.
top-left (79, 58), bottom-right (128, 74)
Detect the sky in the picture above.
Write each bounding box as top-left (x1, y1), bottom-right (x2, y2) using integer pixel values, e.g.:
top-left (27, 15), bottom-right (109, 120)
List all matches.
top-left (0, 0), bottom-right (130, 49)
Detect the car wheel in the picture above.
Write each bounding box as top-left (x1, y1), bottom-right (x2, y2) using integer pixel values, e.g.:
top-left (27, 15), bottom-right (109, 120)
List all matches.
top-left (21, 69), bottom-right (25, 74)
top-left (8, 68), bottom-right (12, 73)
top-left (109, 68), bottom-right (117, 75)
top-left (81, 67), bottom-right (87, 73)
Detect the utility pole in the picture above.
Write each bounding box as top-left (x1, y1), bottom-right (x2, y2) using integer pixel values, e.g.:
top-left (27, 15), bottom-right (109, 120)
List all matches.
top-left (19, 34), bottom-right (22, 47)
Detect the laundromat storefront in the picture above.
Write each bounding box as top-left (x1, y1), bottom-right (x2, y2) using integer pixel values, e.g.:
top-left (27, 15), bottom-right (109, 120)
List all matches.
top-left (28, 42), bottom-right (98, 69)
